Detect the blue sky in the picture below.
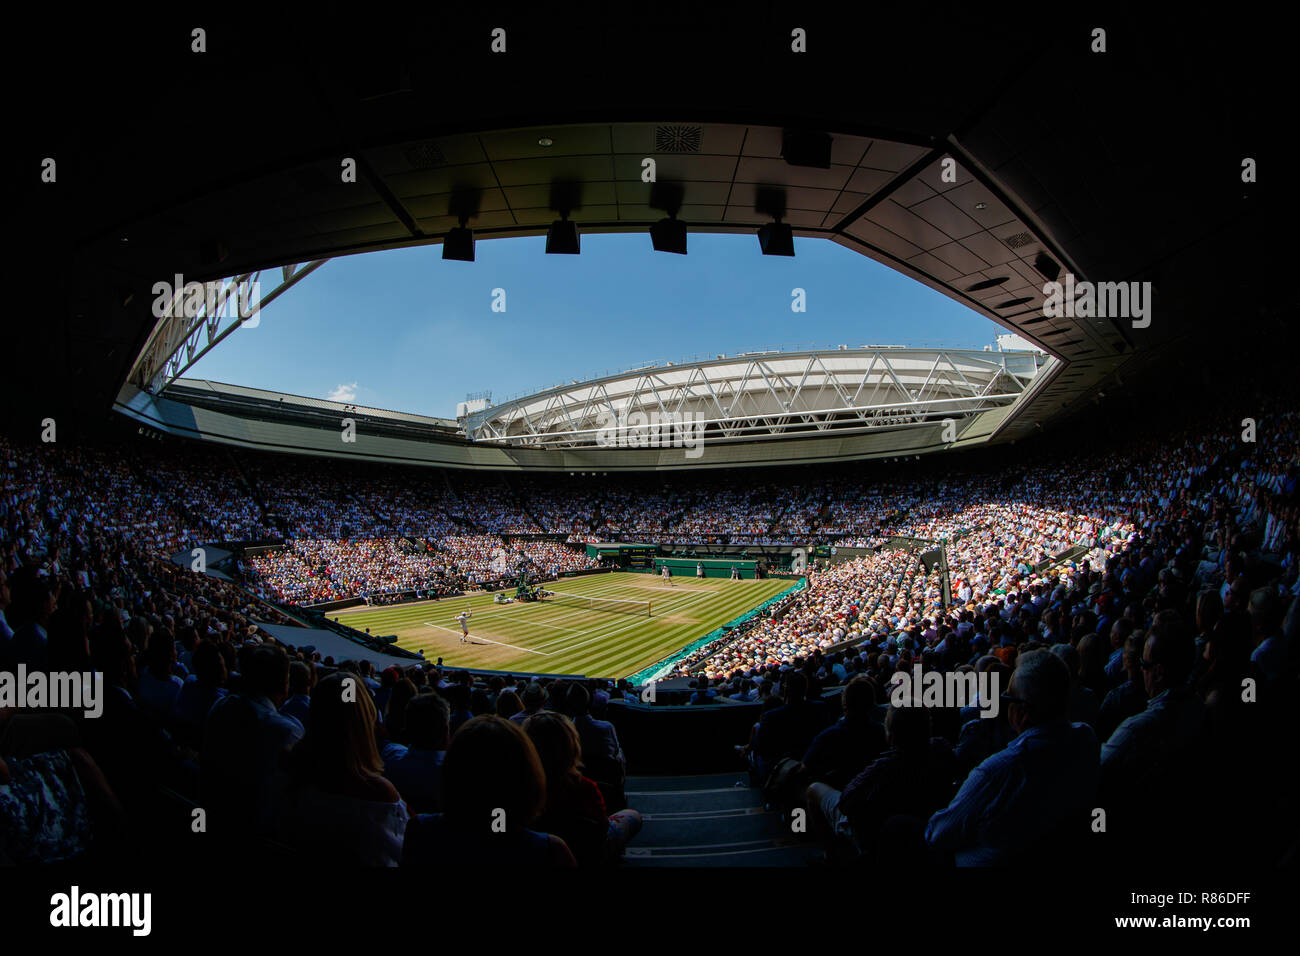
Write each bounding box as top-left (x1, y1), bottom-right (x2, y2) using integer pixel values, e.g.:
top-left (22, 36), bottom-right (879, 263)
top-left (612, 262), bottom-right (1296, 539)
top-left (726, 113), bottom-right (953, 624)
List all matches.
top-left (189, 232), bottom-right (1005, 418)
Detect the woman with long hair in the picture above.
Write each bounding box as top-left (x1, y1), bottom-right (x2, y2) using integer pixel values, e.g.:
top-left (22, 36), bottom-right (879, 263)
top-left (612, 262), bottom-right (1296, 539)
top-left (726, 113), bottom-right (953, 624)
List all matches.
top-left (280, 672), bottom-right (408, 865)
top-left (383, 678), bottom-right (418, 744)
top-left (402, 715), bottom-right (574, 867)
top-left (525, 711), bottom-right (641, 866)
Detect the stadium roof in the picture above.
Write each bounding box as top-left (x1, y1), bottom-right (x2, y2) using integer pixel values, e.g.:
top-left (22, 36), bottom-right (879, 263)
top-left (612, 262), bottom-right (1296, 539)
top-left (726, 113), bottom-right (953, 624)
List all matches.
top-left (122, 114), bottom-right (1120, 431)
top-left (464, 347), bottom-right (1045, 449)
top-left (11, 8), bottom-right (1286, 459)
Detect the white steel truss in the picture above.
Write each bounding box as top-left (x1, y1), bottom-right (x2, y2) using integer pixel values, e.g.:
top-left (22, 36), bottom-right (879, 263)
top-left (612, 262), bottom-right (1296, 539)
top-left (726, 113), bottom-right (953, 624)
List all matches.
top-left (128, 259), bottom-right (329, 394)
top-left (464, 348), bottom-right (1047, 448)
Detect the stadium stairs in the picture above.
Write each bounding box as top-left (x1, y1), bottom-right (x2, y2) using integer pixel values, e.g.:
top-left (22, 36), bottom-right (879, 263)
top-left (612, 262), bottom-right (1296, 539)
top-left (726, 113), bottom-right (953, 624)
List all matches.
top-left (501, 475), bottom-right (546, 531)
top-left (765, 490), bottom-right (792, 539)
top-left (441, 470), bottom-right (460, 507)
top-left (349, 491), bottom-right (393, 535)
top-left (127, 458), bottom-right (211, 539)
top-left (620, 773), bottom-right (819, 867)
top-left (227, 450), bottom-right (274, 527)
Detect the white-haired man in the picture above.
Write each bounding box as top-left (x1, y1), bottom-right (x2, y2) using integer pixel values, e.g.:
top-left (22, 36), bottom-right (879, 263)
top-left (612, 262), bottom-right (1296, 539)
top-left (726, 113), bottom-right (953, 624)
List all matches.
top-left (925, 649), bottom-right (1099, 865)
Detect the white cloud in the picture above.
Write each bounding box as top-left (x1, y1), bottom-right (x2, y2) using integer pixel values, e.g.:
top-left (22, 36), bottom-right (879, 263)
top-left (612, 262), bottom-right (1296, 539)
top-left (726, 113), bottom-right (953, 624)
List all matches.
top-left (327, 382), bottom-right (359, 403)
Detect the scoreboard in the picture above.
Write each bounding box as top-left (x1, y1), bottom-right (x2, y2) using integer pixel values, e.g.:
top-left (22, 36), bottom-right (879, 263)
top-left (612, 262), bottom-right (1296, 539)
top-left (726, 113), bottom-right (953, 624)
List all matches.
top-left (585, 543), bottom-right (658, 568)
top-left (626, 546), bottom-right (656, 568)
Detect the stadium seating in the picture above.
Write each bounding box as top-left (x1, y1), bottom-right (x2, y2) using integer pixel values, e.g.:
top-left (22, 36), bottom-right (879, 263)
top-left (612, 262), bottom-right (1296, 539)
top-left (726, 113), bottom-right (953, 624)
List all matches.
top-left (1, 396), bottom-right (1298, 868)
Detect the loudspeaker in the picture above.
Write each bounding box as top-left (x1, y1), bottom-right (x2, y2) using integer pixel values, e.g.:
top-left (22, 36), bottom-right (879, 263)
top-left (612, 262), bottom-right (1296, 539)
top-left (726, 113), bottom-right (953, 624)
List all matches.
top-left (758, 222), bottom-right (794, 256)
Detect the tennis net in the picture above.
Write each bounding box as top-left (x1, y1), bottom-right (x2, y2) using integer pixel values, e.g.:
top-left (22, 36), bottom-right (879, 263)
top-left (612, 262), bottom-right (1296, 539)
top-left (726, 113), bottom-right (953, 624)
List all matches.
top-left (542, 590), bottom-right (651, 617)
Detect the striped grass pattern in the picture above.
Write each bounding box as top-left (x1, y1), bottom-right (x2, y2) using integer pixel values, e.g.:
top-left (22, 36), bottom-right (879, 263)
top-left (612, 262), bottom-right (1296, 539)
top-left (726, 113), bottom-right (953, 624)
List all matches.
top-left (333, 572), bottom-right (792, 678)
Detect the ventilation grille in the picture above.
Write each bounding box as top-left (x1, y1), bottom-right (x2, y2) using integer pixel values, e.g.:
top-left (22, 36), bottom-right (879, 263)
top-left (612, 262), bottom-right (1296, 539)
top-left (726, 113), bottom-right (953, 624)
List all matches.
top-left (655, 125), bottom-right (703, 153)
top-left (1004, 231), bottom-right (1034, 249)
top-left (403, 141), bottom-right (446, 169)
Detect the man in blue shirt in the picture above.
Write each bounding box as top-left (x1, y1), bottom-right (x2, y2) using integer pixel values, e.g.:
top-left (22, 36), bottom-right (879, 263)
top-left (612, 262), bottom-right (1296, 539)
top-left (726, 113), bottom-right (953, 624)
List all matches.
top-left (1103, 617), bottom-right (1134, 686)
top-left (7, 573), bottom-right (56, 672)
top-left (565, 683), bottom-right (625, 771)
top-left (1101, 615), bottom-right (1206, 803)
top-left (1248, 586), bottom-right (1291, 682)
top-left (688, 678), bottom-right (716, 705)
top-left (753, 672), bottom-right (831, 783)
top-left (801, 676), bottom-right (886, 791)
top-left (926, 649), bottom-right (1099, 865)
top-left (383, 692), bottom-right (449, 814)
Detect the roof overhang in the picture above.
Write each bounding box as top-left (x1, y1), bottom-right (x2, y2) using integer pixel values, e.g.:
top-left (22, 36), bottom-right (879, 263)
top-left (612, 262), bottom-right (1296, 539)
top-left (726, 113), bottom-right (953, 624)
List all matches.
top-left (464, 347), bottom-right (1048, 450)
top-left (14, 10), bottom-right (1280, 445)
top-left (117, 116), bottom-right (1124, 449)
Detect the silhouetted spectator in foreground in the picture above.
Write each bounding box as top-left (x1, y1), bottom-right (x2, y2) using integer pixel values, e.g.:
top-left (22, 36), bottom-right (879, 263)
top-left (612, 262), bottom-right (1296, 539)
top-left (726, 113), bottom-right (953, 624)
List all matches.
top-left (800, 676), bottom-right (886, 791)
top-left (807, 701), bottom-right (952, 865)
top-left (1100, 616), bottom-right (1206, 860)
top-left (525, 711), bottom-right (641, 865)
top-left (926, 650), bottom-right (1099, 865)
top-left (279, 672), bottom-right (408, 865)
top-left (402, 715), bottom-right (575, 868)
top-left (383, 692), bottom-right (450, 814)
top-left (202, 644), bottom-right (304, 838)
top-left (753, 672), bottom-right (831, 784)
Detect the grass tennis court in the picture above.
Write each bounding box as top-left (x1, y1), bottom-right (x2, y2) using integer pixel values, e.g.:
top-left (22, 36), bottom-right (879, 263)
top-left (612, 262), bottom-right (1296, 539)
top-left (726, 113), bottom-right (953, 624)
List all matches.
top-left (332, 571), bottom-right (794, 678)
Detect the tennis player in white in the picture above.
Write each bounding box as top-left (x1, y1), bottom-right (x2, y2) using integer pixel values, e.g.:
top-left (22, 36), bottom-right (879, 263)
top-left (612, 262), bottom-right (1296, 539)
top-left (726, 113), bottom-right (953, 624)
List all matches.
top-left (456, 609), bottom-right (471, 643)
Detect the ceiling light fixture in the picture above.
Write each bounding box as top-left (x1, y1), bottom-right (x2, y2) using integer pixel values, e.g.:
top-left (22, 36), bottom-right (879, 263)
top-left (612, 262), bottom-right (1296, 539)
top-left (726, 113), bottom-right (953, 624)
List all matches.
top-left (757, 218), bottom-right (795, 257)
top-left (545, 214), bottom-right (580, 254)
top-left (442, 215), bottom-right (475, 261)
top-left (650, 214), bottom-right (687, 255)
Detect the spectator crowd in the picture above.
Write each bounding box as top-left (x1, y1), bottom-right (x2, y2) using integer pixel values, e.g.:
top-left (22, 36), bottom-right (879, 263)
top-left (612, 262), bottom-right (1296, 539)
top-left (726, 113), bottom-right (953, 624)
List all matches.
top-left (1, 396), bottom-right (1298, 869)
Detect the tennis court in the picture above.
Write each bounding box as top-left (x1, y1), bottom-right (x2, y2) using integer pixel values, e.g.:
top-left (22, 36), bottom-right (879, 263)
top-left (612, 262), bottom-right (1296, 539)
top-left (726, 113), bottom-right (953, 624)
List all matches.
top-left (333, 571), bottom-right (793, 677)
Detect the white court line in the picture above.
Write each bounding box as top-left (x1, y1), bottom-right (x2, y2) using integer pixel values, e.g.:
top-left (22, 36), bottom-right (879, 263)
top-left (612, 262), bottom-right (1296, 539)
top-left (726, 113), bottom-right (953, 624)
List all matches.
top-left (419, 584), bottom-right (653, 644)
top-left (482, 594), bottom-right (664, 638)
top-left (639, 591), bottom-right (721, 618)
top-left (425, 579), bottom-right (665, 640)
top-left (399, 577), bottom-right (641, 631)
top-left (535, 588), bottom-right (718, 653)
top-left (406, 576), bottom-right (726, 659)
top-left (422, 622), bottom-right (552, 656)
top-left (452, 577), bottom-right (651, 624)
top-left (517, 587), bottom-right (707, 639)
top-left (456, 600), bottom-right (623, 631)
top-left (337, 574), bottom-right (630, 618)
top-left (623, 583), bottom-right (718, 593)
top-left (471, 616), bottom-right (592, 635)
top-left (449, 605), bottom-right (592, 629)
top-left (431, 578), bottom-right (769, 665)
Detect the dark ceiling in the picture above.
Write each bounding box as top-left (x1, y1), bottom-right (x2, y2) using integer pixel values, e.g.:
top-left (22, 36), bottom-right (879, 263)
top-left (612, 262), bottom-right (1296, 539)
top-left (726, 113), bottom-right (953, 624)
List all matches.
top-left (6, 4), bottom-right (1290, 443)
